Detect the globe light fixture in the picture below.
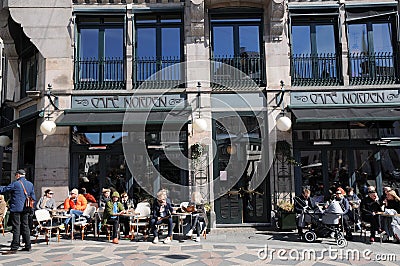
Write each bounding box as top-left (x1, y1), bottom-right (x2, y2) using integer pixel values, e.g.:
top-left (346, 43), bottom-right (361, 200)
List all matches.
top-left (276, 116), bottom-right (292, 132)
top-left (0, 135), bottom-right (12, 147)
top-left (40, 120), bottom-right (57, 135)
top-left (193, 118), bottom-right (207, 133)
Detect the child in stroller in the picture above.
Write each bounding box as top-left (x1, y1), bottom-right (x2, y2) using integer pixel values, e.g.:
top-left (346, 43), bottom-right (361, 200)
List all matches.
top-left (300, 200), bottom-right (348, 248)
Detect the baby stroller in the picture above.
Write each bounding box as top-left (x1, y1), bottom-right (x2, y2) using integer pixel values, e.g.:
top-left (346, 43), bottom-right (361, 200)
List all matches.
top-left (300, 206), bottom-right (347, 248)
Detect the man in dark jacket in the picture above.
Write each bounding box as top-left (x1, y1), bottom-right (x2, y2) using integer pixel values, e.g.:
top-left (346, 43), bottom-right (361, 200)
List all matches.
top-left (0, 169), bottom-right (36, 254)
top-left (294, 188), bottom-right (316, 237)
top-left (150, 191), bottom-right (174, 244)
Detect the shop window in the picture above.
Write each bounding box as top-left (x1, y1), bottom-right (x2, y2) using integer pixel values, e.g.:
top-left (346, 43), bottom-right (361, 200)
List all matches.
top-left (347, 6), bottom-right (398, 84)
top-left (20, 49), bottom-right (38, 98)
top-left (134, 13), bottom-right (183, 89)
top-left (75, 16), bottom-right (125, 90)
top-left (210, 10), bottom-right (265, 88)
top-left (290, 11), bottom-right (342, 86)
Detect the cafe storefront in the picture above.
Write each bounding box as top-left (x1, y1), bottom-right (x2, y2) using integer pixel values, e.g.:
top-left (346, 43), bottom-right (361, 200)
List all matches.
top-left (56, 93), bottom-right (191, 203)
top-left (290, 89), bottom-right (400, 200)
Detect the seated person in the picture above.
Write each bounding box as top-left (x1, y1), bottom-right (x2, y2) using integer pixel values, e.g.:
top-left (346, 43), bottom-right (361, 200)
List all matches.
top-left (99, 188), bottom-right (111, 209)
top-left (186, 191), bottom-right (208, 242)
top-left (332, 189), bottom-right (353, 240)
top-left (60, 188), bottom-right (87, 230)
top-left (36, 189), bottom-right (56, 211)
top-left (294, 188), bottom-right (317, 237)
top-left (381, 190), bottom-right (400, 241)
top-left (120, 192), bottom-right (135, 238)
top-left (103, 191), bottom-right (125, 244)
top-left (345, 187), bottom-right (361, 230)
top-left (150, 191), bottom-right (174, 244)
top-left (360, 189), bottom-right (381, 242)
top-left (81, 187), bottom-right (97, 204)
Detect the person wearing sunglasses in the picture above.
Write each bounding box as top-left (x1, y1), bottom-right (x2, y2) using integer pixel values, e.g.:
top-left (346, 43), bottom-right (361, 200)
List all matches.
top-left (36, 189), bottom-right (56, 211)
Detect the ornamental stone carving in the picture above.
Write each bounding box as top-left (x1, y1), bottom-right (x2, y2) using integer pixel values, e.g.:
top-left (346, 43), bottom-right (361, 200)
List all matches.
top-left (269, 0), bottom-right (285, 41)
top-left (190, 0), bottom-right (205, 43)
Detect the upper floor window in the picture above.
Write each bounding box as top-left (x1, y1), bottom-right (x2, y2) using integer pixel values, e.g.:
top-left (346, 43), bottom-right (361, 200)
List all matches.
top-left (134, 13), bottom-right (183, 89)
top-left (20, 48), bottom-right (38, 98)
top-left (290, 12), bottom-right (341, 86)
top-left (75, 16), bottom-right (125, 90)
top-left (210, 10), bottom-right (265, 88)
top-left (347, 7), bottom-right (398, 85)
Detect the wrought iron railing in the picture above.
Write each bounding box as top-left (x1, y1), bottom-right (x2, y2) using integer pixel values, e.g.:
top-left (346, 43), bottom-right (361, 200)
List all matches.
top-left (210, 55), bottom-right (266, 89)
top-left (349, 52), bottom-right (397, 85)
top-left (74, 57), bottom-right (125, 90)
top-left (291, 53), bottom-right (342, 86)
top-left (133, 56), bottom-right (183, 89)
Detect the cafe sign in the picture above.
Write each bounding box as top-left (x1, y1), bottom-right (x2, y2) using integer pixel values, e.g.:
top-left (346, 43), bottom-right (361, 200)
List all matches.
top-left (72, 94), bottom-right (186, 110)
top-left (290, 90), bottom-right (400, 107)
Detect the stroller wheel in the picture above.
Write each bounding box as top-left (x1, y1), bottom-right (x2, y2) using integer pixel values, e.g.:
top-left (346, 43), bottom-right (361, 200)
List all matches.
top-left (337, 238), bottom-right (347, 248)
top-left (336, 232), bottom-right (345, 240)
top-left (304, 231), bottom-right (317, 242)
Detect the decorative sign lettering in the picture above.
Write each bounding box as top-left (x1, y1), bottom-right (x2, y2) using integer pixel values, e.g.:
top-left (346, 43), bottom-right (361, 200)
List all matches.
top-left (72, 94), bottom-right (186, 110)
top-left (291, 90), bottom-right (400, 107)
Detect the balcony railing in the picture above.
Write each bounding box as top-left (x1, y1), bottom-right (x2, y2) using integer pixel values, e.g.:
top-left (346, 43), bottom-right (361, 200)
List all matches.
top-left (291, 53), bottom-right (342, 86)
top-left (133, 57), bottom-right (183, 89)
top-left (74, 57), bottom-right (125, 90)
top-left (210, 55), bottom-right (266, 89)
top-left (349, 52), bottom-right (397, 85)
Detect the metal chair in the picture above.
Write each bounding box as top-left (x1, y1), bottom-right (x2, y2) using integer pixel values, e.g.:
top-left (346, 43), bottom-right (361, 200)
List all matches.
top-left (34, 209), bottom-right (60, 244)
top-left (130, 202), bottom-right (151, 240)
top-left (73, 205), bottom-right (97, 240)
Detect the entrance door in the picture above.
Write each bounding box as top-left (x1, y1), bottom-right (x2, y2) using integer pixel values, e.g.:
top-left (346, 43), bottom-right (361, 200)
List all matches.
top-left (214, 140), bottom-right (267, 224)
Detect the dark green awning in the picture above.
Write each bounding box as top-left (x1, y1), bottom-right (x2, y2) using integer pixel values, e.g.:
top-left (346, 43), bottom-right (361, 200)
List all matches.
top-left (0, 110), bottom-right (43, 134)
top-left (291, 107), bottom-right (400, 123)
top-left (56, 110), bottom-right (191, 126)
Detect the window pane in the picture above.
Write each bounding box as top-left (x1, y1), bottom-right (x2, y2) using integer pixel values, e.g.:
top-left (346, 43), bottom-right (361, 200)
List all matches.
top-left (348, 24), bottom-right (368, 54)
top-left (137, 28), bottom-right (156, 58)
top-left (80, 29), bottom-right (99, 59)
top-left (316, 25), bottom-right (335, 54)
top-left (373, 23), bottom-right (392, 53)
top-left (213, 26), bottom-right (234, 57)
top-left (292, 26), bottom-right (311, 55)
top-left (161, 28), bottom-right (180, 58)
top-left (105, 28), bottom-right (123, 58)
top-left (239, 26), bottom-right (260, 54)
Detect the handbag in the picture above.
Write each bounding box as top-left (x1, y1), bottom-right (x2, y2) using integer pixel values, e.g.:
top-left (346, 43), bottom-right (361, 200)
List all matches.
top-left (19, 180), bottom-right (34, 210)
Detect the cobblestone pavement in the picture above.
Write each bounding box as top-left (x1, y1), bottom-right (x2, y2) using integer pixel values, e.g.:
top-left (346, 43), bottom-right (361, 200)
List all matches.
top-left (0, 228), bottom-right (399, 265)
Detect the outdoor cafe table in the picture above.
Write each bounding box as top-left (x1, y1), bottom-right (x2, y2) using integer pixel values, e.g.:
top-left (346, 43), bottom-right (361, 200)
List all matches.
top-left (172, 212), bottom-right (192, 242)
top-left (51, 210), bottom-right (74, 241)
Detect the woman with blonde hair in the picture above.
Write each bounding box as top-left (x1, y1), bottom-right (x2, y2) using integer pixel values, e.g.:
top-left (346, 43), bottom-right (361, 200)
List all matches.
top-left (384, 190), bottom-right (400, 213)
top-left (0, 195), bottom-right (6, 224)
top-left (186, 191), bottom-right (208, 242)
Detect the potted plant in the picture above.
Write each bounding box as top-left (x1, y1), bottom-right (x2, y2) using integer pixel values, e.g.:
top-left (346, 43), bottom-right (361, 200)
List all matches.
top-left (191, 143), bottom-right (204, 160)
top-left (276, 200), bottom-right (297, 230)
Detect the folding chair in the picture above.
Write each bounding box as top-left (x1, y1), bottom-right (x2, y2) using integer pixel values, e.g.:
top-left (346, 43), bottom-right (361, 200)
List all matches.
top-left (73, 205), bottom-right (97, 240)
top-left (34, 209), bottom-right (60, 244)
top-left (131, 202), bottom-right (151, 240)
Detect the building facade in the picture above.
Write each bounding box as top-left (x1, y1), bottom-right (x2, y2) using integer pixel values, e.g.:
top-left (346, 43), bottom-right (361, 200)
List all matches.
top-left (0, 0), bottom-right (399, 227)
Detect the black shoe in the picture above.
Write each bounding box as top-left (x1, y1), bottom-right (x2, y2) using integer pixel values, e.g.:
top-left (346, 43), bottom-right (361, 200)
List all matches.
top-left (2, 250), bottom-right (17, 255)
top-left (21, 248), bottom-right (31, 252)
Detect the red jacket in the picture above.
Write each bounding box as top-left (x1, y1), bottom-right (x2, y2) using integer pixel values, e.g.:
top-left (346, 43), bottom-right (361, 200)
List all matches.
top-left (83, 193), bottom-right (97, 203)
top-left (64, 194), bottom-right (87, 211)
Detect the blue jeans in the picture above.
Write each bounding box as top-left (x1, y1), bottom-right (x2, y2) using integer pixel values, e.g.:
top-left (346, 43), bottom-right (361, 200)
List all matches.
top-left (64, 210), bottom-right (83, 225)
top-left (150, 217), bottom-right (173, 237)
top-left (11, 212), bottom-right (31, 250)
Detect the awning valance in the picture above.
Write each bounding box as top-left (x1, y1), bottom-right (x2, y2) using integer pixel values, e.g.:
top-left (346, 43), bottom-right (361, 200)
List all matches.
top-left (291, 107), bottom-right (400, 123)
top-left (0, 110), bottom-right (43, 134)
top-left (56, 110), bottom-right (191, 126)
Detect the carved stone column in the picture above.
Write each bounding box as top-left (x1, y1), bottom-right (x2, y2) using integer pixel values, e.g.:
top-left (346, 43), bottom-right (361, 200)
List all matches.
top-left (269, 0), bottom-right (285, 42)
top-left (189, 0), bottom-right (205, 43)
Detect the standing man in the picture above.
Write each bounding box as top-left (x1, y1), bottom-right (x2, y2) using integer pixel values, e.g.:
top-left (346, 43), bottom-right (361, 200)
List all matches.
top-left (0, 169), bottom-right (35, 254)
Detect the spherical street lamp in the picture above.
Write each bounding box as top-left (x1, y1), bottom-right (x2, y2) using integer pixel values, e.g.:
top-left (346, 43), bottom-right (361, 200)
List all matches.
top-left (193, 118), bottom-right (207, 133)
top-left (0, 135), bottom-right (12, 147)
top-left (276, 116), bottom-right (292, 132)
top-left (40, 120), bottom-right (57, 135)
